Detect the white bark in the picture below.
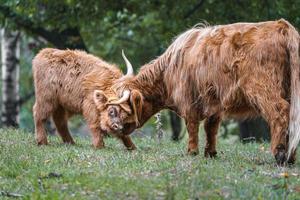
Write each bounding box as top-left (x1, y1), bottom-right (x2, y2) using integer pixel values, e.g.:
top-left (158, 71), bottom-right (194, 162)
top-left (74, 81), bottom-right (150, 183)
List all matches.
top-left (1, 28), bottom-right (20, 127)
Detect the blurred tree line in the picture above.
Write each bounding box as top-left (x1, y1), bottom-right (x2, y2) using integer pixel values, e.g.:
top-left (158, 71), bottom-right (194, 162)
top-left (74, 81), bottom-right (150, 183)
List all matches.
top-left (0, 0), bottom-right (299, 141)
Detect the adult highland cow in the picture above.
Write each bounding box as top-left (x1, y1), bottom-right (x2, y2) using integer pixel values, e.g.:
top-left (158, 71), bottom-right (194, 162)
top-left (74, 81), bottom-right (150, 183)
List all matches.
top-left (113, 19), bottom-right (300, 164)
top-left (33, 48), bottom-right (136, 150)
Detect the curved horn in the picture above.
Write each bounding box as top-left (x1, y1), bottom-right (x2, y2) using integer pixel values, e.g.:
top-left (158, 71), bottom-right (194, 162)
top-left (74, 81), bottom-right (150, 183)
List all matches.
top-left (122, 50), bottom-right (134, 76)
top-left (108, 90), bottom-right (131, 105)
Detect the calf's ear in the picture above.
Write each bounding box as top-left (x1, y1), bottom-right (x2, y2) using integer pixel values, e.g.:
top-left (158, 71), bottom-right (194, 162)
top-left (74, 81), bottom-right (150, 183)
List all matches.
top-left (130, 90), bottom-right (144, 126)
top-left (93, 90), bottom-right (108, 107)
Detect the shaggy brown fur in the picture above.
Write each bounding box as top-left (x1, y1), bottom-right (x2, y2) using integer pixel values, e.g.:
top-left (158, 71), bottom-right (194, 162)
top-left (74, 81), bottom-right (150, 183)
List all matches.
top-left (114, 19), bottom-right (300, 164)
top-left (32, 48), bottom-right (136, 149)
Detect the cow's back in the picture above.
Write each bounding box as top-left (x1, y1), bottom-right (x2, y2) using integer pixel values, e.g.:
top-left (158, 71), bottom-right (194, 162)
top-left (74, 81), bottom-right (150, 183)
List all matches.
top-left (161, 19), bottom-right (297, 118)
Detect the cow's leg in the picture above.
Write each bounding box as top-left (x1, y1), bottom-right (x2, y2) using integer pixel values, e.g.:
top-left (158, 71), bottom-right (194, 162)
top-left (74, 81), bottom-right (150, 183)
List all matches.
top-left (33, 102), bottom-right (53, 145)
top-left (204, 114), bottom-right (221, 158)
top-left (117, 135), bottom-right (136, 150)
top-left (118, 123), bottom-right (137, 150)
top-left (286, 135), bottom-right (297, 164)
top-left (52, 106), bottom-right (75, 144)
top-left (266, 99), bottom-right (289, 165)
top-left (185, 120), bottom-right (200, 155)
top-left (244, 84), bottom-right (289, 165)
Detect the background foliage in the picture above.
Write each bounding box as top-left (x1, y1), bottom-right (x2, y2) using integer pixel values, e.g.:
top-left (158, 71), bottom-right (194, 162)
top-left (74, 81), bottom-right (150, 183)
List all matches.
top-left (0, 0), bottom-right (300, 137)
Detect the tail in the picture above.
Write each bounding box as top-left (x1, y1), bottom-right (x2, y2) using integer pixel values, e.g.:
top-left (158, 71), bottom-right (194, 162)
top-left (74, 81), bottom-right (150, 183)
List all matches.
top-left (286, 20), bottom-right (300, 159)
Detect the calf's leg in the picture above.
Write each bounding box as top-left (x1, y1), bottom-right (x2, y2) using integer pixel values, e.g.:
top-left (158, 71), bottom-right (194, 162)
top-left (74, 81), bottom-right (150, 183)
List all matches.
top-left (88, 123), bottom-right (105, 149)
top-left (83, 105), bottom-right (105, 149)
top-left (33, 102), bottom-right (53, 145)
top-left (52, 106), bottom-right (75, 144)
top-left (89, 121), bottom-right (105, 149)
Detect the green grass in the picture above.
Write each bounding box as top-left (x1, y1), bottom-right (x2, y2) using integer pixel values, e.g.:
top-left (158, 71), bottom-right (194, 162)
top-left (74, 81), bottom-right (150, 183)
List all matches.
top-left (0, 129), bottom-right (300, 200)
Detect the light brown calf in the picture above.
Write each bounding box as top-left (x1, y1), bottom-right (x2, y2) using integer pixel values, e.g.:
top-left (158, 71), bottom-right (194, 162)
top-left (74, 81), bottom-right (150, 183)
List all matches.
top-left (32, 48), bottom-right (136, 149)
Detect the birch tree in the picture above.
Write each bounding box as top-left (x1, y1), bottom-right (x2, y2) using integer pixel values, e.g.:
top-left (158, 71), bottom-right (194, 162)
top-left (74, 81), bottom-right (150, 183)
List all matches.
top-left (1, 28), bottom-right (20, 127)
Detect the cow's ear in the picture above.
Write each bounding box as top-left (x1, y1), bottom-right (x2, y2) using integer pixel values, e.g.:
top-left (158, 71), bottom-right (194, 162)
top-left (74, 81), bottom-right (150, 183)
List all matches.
top-left (130, 90), bottom-right (144, 126)
top-left (93, 90), bottom-right (108, 107)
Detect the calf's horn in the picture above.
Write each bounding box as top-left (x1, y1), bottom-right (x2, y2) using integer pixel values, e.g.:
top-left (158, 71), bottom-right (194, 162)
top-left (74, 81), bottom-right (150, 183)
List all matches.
top-left (122, 50), bottom-right (134, 76)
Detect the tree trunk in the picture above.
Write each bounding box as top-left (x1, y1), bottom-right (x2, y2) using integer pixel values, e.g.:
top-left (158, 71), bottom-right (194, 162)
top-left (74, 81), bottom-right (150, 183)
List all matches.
top-left (239, 117), bottom-right (270, 143)
top-left (1, 28), bottom-right (20, 127)
top-left (169, 111), bottom-right (182, 141)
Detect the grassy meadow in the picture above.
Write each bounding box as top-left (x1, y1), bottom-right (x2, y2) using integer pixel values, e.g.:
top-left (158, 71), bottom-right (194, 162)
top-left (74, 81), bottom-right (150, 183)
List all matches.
top-left (0, 129), bottom-right (300, 199)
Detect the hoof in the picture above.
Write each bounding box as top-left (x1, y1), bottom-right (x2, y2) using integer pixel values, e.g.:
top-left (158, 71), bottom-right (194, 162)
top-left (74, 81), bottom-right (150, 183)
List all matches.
top-left (187, 148), bottom-right (199, 156)
top-left (287, 153), bottom-right (296, 165)
top-left (204, 149), bottom-right (217, 158)
top-left (275, 144), bottom-right (286, 165)
top-left (93, 143), bottom-right (105, 149)
top-left (93, 146), bottom-right (105, 149)
top-left (287, 157), bottom-right (295, 165)
top-left (37, 139), bottom-right (48, 145)
top-left (63, 139), bottom-right (75, 145)
top-left (127, 145), bottom-right (137, 151)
